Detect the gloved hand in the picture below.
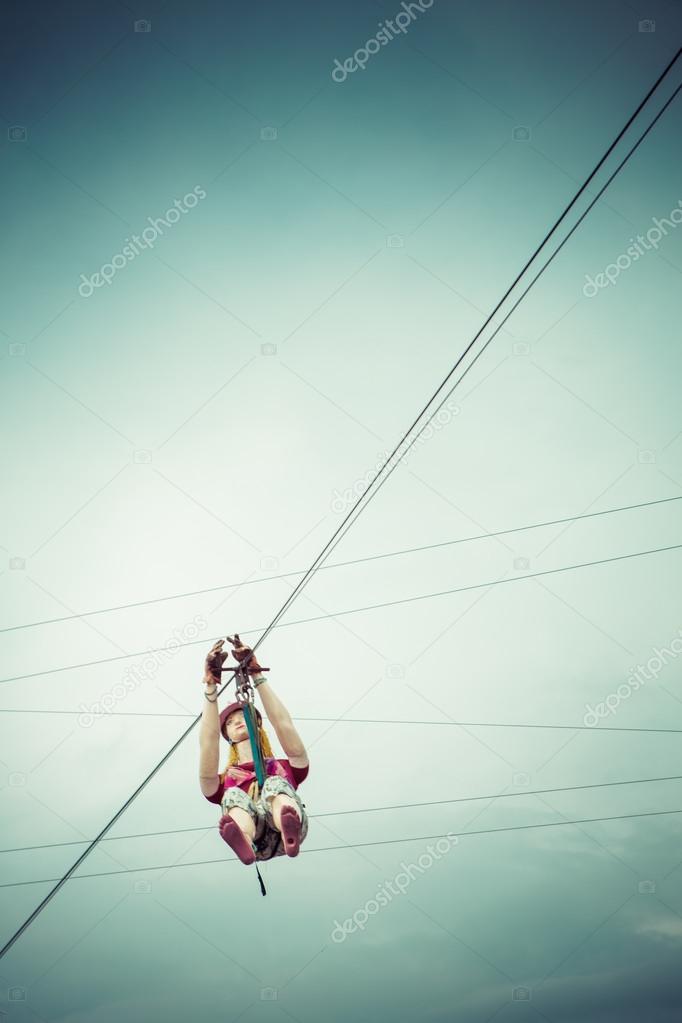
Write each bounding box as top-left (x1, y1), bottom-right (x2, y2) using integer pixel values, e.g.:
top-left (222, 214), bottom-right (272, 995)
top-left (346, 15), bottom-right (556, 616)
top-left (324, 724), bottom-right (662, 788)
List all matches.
top-left (204, 639), bottom-right (229, 683)
top-left (227, 634), bottom-right (264, 674)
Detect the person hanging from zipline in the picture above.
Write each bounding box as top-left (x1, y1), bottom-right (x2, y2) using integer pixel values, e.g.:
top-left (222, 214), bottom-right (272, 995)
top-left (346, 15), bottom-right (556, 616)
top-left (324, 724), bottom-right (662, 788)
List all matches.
top-left (198, 635), bottom-right (309, 866)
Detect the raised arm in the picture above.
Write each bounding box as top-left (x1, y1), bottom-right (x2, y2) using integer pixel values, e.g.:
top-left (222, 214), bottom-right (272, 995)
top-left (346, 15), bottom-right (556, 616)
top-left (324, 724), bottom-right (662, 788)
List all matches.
top-left (198, 640), bottom-right (226, 797)
top-left (253, 672), bottom-right (308, 768)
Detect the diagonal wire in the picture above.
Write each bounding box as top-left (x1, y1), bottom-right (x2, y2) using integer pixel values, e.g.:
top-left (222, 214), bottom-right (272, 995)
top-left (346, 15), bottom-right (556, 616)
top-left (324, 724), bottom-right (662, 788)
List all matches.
top-left (2, 493), bottom-right (680, 634)
top-left (2, 772), bottom-right (681, 857)
top-left (2, 538), bottom-right (681, 684)
top-left (1, 50), bottom-right (678, 961)
top-left (2, 710), bottom-right (682, 736)
top-left (2, 807), bottom-right (682, 890)
top-left (237, 51), bottom-right (682, 670)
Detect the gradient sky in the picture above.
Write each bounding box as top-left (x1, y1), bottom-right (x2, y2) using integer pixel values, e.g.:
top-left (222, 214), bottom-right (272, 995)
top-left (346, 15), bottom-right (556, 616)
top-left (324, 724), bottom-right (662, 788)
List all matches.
top-left (1, 1), bottom-right (682, 1021)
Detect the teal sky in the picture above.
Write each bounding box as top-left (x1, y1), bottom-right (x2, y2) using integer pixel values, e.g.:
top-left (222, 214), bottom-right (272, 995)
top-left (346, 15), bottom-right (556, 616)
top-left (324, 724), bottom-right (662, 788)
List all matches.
top-left (1, 1), bottom-right (682, 1021)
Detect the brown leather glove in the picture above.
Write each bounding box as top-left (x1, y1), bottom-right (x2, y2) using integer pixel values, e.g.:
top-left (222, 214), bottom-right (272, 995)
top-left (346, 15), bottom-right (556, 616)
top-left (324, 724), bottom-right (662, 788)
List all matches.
top-left (204, 639), bottom-right (229, 683)
top-left (227, 634), bottom-right (263, 674)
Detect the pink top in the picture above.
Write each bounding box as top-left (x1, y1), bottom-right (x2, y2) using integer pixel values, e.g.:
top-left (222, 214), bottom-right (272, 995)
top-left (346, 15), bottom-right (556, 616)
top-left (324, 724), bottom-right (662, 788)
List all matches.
top-left (204, 757), bottom-right (309, 805)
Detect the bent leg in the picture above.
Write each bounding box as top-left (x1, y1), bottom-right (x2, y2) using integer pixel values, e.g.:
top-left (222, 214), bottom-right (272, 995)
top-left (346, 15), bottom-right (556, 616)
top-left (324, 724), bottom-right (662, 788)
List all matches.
top-left (268, 793), bottom-right (300, 832)
top-left (219, 788), bottom-right (264, 865)
top-left (218, 815), bottom-right (255, 865)
top-left (225, 805), bottom-right (256, 841)
top-left (260, 777), bottom-right (309, 849)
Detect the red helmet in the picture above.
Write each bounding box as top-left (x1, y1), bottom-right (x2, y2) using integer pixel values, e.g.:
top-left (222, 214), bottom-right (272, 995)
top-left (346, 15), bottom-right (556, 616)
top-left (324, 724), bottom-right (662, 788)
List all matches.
top-left (219, 701), bottom-right (263, 739)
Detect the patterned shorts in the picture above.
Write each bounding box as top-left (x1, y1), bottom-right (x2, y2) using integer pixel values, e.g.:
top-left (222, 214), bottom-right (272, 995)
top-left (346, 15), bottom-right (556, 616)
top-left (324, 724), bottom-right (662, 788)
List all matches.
top-left (220, 776), bottom-right (309, 862)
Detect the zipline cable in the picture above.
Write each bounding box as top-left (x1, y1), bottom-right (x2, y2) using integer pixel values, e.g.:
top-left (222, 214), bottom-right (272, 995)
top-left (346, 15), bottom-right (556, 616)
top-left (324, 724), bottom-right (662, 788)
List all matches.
top-left (3, 710), bottom-right (682, 736)
top-left (2, 52), bottom-right (679, 960)
top-left (243, 76), bottom-right (682, 667)
top-left (3, 493), bottom-right (680, 634)
top-left (237, 52), bottom-right (682, 672)
top-left (2, 771), bottom-right (681, 857)
top-left (3, 538), bottom-right (682, 685)
top-left (2, 806), bottom-right (682, 890)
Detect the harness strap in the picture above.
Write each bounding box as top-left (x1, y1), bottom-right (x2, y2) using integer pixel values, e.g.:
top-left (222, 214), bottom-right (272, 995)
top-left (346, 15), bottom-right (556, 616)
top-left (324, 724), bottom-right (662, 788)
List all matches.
top-left (243, 700), bottom-right (266, 790)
